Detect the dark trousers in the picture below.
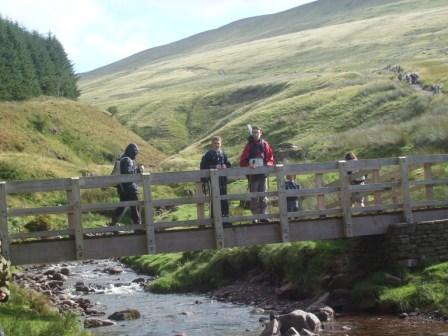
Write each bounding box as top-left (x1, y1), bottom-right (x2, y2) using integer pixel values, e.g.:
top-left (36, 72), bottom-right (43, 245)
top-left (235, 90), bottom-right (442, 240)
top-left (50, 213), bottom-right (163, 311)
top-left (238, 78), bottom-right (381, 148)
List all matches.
top-left (112, 189), bottom-right (141, 225)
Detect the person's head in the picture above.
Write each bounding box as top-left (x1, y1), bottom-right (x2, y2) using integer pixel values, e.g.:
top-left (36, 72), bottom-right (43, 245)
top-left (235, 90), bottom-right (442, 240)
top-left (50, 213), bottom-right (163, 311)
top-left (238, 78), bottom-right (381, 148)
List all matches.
top-left (251, 126), bottom-right (262, 141)
top-left (211, 136), bottom-right (222, 151)
top-left (345, 152), bottom-right (358, 161)
top-left (286, 174), bottom-right (295, 181)
top-left (125, 143), bottom-right (139, 159)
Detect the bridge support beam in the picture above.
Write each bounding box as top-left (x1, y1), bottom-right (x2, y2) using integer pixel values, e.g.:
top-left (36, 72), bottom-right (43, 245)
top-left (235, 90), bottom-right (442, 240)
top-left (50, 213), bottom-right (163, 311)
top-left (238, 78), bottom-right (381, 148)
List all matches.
top-left (68, 177), bottom-right (84, 260)
top-left (142, 173), bottom-right (156, 254)
top-left (399, 157), bottom-right (414, 226)
top-left (339, 161), bottom-right (353, 237)
top-left (275, 165), bottom-right (290, 242)
top-left (210, 169), bottom-right (224, 248)
top-left (0, 182), bottom-right (10, 260)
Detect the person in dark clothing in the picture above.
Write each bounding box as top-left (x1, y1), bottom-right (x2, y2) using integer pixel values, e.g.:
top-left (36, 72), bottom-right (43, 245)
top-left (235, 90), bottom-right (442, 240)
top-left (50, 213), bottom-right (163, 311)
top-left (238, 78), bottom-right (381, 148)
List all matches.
top-left (200, 136), bottom-right (232, 226)
top-left (111, 143), bottom-right (144, 230)
top-left (239, 126), bottom-right (275, 223)
top-left (285, 174), bottom-right (301, 213)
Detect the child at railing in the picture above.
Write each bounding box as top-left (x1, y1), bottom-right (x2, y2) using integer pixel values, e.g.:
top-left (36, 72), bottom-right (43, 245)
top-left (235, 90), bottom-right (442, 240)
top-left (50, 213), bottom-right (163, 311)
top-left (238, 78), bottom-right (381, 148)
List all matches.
top-left (345, 152), bottom-right (367, 207)
top-left (285, 175), bottom-right (301, 213)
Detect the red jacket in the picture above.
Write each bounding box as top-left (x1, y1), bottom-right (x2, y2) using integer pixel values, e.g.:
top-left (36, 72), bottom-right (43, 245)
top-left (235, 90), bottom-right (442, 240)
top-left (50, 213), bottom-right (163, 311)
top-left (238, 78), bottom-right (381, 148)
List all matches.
top-left (240, 139), bottom-right (275, 167)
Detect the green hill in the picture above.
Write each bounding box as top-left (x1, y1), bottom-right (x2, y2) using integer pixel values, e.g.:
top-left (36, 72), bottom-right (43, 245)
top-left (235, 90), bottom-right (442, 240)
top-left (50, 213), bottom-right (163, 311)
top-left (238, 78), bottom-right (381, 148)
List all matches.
top-left (79, 0), bottom-right (448, 168)
top-left (0, 97), bottom-right (165, 181)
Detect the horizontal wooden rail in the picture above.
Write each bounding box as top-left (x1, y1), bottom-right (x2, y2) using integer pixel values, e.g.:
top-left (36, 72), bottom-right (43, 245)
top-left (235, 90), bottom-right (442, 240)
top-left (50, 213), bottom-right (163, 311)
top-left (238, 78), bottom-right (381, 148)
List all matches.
top-left (1, 154), bottom-right (448, 264)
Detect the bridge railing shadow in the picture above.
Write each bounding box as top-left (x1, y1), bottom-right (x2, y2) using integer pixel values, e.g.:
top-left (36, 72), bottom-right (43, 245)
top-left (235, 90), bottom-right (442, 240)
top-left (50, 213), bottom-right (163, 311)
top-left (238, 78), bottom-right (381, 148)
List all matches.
top-left (1, 154), bottom-right (448, 263)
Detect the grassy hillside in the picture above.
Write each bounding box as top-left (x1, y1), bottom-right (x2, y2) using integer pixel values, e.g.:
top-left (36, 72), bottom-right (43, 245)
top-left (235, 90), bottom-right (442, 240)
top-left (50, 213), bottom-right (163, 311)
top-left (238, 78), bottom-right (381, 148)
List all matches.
top-left (0, 97), bottom-right (165, 181)
top-left (79, 0), bottom-right (448, 168)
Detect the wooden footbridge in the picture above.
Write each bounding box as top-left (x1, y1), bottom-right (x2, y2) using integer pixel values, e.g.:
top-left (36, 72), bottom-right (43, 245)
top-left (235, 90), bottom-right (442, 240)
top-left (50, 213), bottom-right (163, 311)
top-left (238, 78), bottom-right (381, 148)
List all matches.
top-left (1, 154), bottom-right (448, 265)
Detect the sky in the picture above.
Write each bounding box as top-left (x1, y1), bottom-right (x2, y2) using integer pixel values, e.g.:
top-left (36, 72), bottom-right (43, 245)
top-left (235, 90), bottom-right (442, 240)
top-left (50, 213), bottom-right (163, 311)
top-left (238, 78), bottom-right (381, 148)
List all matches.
top-left (0, 0), bottom-right (315, 73)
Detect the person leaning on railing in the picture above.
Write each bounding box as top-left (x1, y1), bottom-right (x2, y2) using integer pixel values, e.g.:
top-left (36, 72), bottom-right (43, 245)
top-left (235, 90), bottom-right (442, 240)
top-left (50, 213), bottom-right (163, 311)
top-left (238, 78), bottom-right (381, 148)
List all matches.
top-left (239, 126), bottom-right (275, 223)
top-left (200, 136), bottom-right (232, 227)
top-left (345, 151), bottom-right (367, 207)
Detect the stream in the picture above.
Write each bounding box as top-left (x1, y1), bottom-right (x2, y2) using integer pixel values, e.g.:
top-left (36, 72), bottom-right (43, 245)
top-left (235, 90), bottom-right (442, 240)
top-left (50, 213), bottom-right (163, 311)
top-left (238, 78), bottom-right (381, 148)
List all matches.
top-left (59, 260), bottom-right (448, 336)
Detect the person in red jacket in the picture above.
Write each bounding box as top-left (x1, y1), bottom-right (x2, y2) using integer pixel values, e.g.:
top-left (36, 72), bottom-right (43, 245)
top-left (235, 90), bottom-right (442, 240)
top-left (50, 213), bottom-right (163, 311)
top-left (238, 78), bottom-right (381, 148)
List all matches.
top-left (240, 126), bottom-right (275, 223)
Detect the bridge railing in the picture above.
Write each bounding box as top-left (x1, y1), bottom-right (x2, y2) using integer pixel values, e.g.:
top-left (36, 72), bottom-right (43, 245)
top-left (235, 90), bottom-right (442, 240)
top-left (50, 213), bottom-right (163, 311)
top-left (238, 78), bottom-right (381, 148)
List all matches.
top-left (1, 154), bottom-right (448, 260)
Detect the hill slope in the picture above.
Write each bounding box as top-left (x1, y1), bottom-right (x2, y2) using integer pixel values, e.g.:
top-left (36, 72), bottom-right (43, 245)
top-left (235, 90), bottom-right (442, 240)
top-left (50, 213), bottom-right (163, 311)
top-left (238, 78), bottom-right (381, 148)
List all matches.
top-left (79, 0), bottom-right (448, 168)
top-left (0, 97), bottom-right (165, 180)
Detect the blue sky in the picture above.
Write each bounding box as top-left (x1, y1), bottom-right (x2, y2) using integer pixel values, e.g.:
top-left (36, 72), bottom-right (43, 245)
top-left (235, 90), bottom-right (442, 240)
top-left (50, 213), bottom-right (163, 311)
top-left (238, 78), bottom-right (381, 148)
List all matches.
top-left (0, 0), bottom-right (314, 73)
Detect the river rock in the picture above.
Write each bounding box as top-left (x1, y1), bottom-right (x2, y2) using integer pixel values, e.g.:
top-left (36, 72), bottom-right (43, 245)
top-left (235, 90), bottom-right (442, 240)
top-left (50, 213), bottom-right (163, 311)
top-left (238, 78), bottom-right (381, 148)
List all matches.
top-left (84, 318), bottom-right (115, 328)
top-left (279, 309), bottom-right (321, 334)
top-left (310, 305), bottom-right (334, 322)
top-left (105, 266), bottom-right (123, 274)
top-left (259, 317), bottom-right (280, 336)
top-left (275, 281), bottom-right (298, 299)
top-left (108, 309), bottom-right (141, 321)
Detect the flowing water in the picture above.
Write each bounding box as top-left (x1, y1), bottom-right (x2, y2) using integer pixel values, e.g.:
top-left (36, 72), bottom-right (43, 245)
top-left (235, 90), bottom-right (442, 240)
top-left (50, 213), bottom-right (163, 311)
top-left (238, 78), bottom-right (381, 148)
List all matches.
top-left (63, 260), bottom-right (448, 336)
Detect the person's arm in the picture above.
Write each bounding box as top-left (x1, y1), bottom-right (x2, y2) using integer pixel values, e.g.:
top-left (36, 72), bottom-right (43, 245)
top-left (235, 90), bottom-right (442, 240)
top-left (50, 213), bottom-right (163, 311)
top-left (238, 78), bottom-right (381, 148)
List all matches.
top-left (200, 152), bottom-right (209, 170)
top-left (223, 152), bottom-right (231, 168)
top-left (264, 142), bottom-right (275, 166)
top-left (239, 144), bottom-right (251, 167)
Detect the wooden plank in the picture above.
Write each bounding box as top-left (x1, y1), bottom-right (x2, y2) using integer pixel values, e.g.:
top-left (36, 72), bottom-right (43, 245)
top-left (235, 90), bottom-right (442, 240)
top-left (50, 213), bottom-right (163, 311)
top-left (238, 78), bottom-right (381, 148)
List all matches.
top-left (8, 205), bottom-right (71, 217)
top-left (284, 162), bottom-right (339, 174)
top-left (424, 163), bottom-right (434, 201)
top-left (142, 173), bottom-right (156, 254)
top-left (153, 196), bottom-right (208, 207)
top-left (69, 178), bottom-right (84, 260)
top-left (196, 182), bottom-right (206, 222)
top-left (81, 201), bottom-right (142, 213)
top-left (221, 213), bottom-right (277, 223)
top-left (288, 208), bottom-right (341, 219)
top-left (83, 224), bottom-right (142, 234)
top-left (399, 157), bottom-right (413, 224)
top-left (276, 165), bottom-right (289, 242)
top-left (151, 170), bottom-right (208, 184)
top-left (352, 203), bottom-right (402, 213)
top-left (412, 200), bottom-right (448, 208)
top-left (155, 218), bottom-right (212, 229)
top-left (407, 154), bottom-right (448, 165)
top-left (0, 182), bottom-right (10, 259)
top-left (11, 229), bottom-right (72, 239)
top-left (345, 157), bottom-right (399, 170)
top-left (412, 178), bottom-right (448, 186)
top-left (6, 178), bottom-right (71, 194)
top-left (349, 182), bottom-right (399, 192)
top-left (210, 170), bottom-right (224, 248)
top-left (219, 165), bottom-right (277, 178)
top-left (285, 186), bottom-right (340, 197)
top-left (315, 173), bottom-right (326, 212)
top-left (372, 170), bottom-right (382, 205)
top-left (338, 161), bottom-right (353, 237)
top-left (80, 174), bottom-right (141, 189)
top-left (221, 191), bottom-right (277, 201)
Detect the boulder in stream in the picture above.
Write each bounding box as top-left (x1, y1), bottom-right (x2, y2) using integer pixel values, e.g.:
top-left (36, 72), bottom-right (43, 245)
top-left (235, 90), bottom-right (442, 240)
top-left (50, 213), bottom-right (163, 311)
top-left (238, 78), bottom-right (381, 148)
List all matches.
top-left (108, 309), bottom-right (141, 321)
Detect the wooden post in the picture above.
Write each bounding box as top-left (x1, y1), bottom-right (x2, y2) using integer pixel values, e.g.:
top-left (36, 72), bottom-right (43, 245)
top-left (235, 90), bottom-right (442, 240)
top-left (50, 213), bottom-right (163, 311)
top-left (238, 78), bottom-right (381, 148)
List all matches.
top-left (210, 169), bottom-right (224, 249)
top-left (275, 165), bottom-right (289, 242)
top-left (339, 161), bottom-right (353, 237)
top-left (372, 169), bottom-right (382, 205)
top-left (196, 182), bottom-right (206, 225)
top-left (423, 163), bottom-right (433, 201)
top-left (69, 178), bottom-right (84, 260)
top-left (399, 157), bottom-right (413, 224)
top-left (315, 173), bottom-right (326, 212)
top-left (0, 182), bottom-right (10, 260)
top-left (142, 173), bottom-right (156, 254)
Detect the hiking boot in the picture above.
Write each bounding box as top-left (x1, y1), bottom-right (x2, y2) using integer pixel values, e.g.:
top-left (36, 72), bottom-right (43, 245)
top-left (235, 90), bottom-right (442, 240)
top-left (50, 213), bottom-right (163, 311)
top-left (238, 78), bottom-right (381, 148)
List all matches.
top-left (252, 219), bottom-right (259, 224)
top-left (259, 218), bottom-right (271, 224)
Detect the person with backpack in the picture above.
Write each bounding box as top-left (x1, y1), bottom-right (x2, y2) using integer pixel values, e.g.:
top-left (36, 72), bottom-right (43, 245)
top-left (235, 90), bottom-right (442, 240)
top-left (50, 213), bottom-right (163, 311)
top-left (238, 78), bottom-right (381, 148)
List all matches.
top-left (239, 126), bottom-right (275, 223)
top-left (110, 143), bottom-right (144, 232)
top-left (285, 174), bottom-right (302, 213)
top-left (200, 136), bottom-right (232, 227)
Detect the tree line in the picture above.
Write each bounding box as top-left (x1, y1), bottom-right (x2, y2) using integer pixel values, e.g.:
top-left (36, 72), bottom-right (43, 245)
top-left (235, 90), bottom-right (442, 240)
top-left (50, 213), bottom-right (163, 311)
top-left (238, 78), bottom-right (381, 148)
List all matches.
top-left (0, 16), bottom-right (79, 101)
